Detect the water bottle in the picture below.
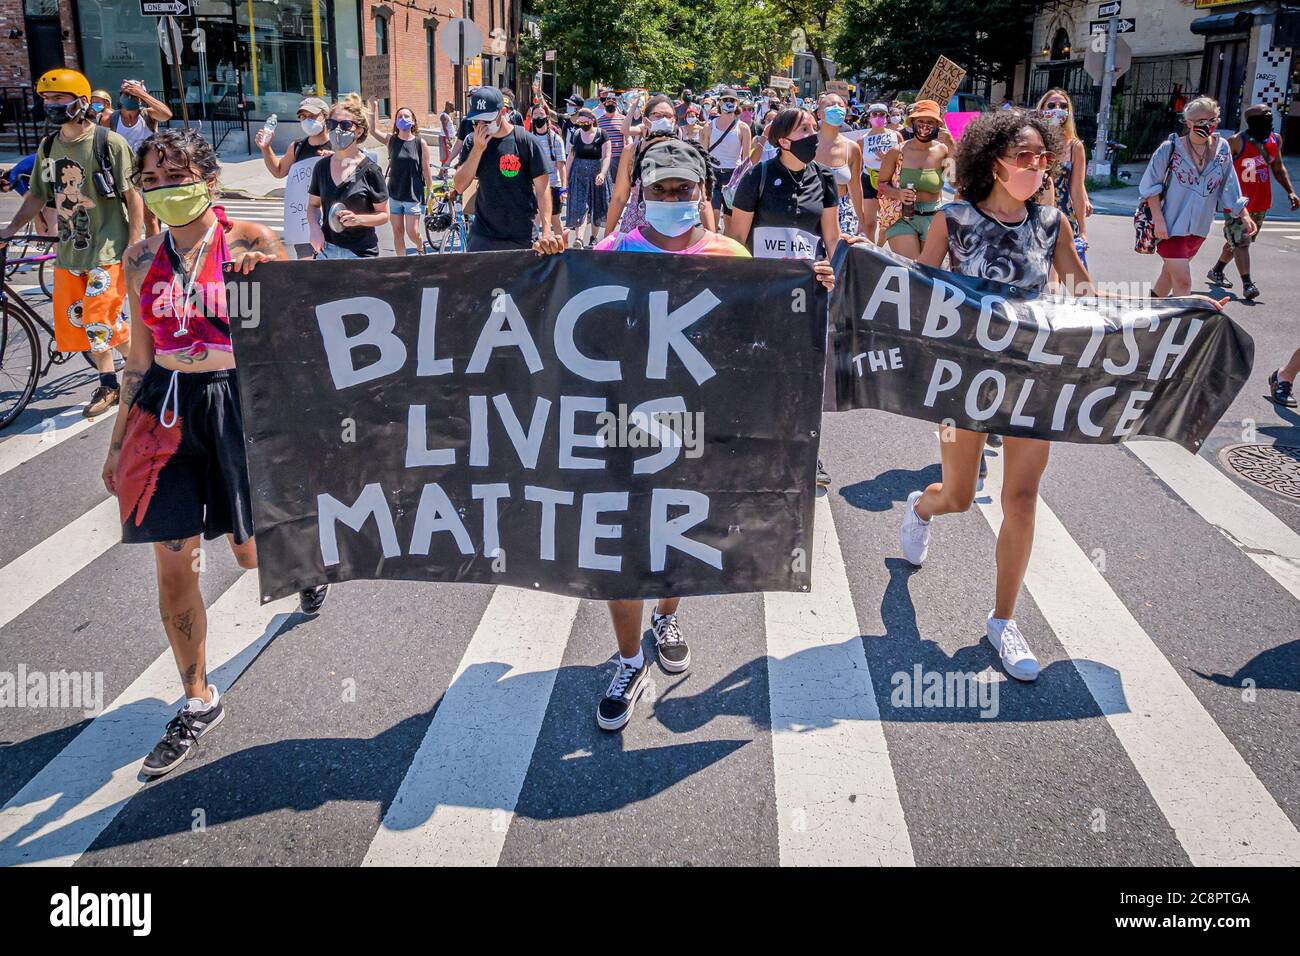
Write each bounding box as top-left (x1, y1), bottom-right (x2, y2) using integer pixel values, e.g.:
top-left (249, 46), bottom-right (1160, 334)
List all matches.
top-left (902, 177), bottom-right (917, 221)
top-left (258, 113), bottom-right (278, 145)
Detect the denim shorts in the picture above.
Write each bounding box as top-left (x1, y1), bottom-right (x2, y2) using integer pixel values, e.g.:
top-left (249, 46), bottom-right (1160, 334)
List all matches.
top-left (390, 199), bottom-right (423, 216)
top-left (318, 243), bottom-right (362, 259)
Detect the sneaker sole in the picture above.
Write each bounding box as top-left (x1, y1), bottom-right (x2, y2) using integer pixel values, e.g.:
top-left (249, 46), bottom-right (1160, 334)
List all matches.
top-left (657, 647), bottom-right (690, 674)
top-left (984, 635), bottom-right (1039, 683)
top-left (596, 680), bottom-right (646, 731)
top-left (141, 708), bottom-right (226, 777)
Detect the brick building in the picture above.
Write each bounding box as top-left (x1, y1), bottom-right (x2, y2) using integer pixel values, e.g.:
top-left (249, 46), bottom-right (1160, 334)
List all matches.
top-left (0, 0), bottom-right (79, 87)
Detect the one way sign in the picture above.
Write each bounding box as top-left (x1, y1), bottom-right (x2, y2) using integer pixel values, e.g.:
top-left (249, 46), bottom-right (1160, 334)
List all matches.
top-left (1098, 1), bottom-right (1121, 17)
top-left (1090, 17), bottom-right (1136, 34)
top-left (141, 0), bottom-right (191, 15)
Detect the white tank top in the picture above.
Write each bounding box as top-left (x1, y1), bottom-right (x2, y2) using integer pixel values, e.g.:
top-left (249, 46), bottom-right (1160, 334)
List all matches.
top-left (709, 117), bottom-right (744, 168)
top-left (114, 113), bottom-right (152, 152)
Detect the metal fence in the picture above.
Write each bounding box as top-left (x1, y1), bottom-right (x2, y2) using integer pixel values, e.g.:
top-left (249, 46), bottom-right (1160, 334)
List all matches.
top-left (1028, 54), bottom-right (1202, 162)
top-left (0, 87), bottom-right (42, 156)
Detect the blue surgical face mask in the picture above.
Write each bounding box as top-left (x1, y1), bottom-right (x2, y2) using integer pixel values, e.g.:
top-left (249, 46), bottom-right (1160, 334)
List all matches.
top-left (396, 116), bottom-right (414, 131)
top-left (824, 106), bottom-right (846, 127)
top-left (120, 95), bottom-right (141, 111)
top-left (643, 199), bottom-right (700, 237)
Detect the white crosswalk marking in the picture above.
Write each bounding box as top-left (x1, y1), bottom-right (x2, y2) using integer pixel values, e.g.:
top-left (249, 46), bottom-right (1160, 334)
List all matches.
top-left (977, 448), bottom-right (1300, 866)
top-left (362, 586), bottom-right (580, 866)
top-left (0, 497), bottom-right (120, 630)
top-left (0, 404), bottom-right (114, 478)
top-left (0, 572), bottom-right (298, 866)
top-left (1126, 441), bottom-right (1300, 602)
top-left (764, 495), bottom-right (915, 866)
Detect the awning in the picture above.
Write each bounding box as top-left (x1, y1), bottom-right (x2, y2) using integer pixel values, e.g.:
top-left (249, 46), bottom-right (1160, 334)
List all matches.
top-left (1190, 11), bottom-right (1255, 36)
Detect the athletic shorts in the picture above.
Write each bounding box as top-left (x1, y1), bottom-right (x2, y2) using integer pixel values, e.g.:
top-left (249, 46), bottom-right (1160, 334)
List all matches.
top-left (1224, 210), bottom-right (1267, 248)
top-left (116, 363), bottom-right (253, 546)
top-left (862, 167), bottom-right (881, 200)
top-left (52, 263), bottom-right (129, 354)
top-left (884, 201), bottom-right (942, 243)
top-left (550, 185), bottom-right (565, 212)
top-left (712, 169), bottom-right (736, 211)
top-left (1156, 234), bottom-right (1206, 260)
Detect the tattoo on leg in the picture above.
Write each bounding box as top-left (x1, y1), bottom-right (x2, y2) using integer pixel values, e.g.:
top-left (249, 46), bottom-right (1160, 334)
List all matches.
top-left (173, 608), bottom-right (195, 642)
top-left (182, 662), bottom-right (197, 685)
top-left (161, 538), bottom-right (188, 552)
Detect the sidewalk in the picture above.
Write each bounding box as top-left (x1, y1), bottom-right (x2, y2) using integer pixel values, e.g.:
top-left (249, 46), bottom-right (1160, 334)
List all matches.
top-left (1089, 155), bottom-right (1300, 220)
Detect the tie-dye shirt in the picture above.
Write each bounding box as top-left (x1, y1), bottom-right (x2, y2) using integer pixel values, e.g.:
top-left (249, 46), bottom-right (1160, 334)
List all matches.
top-left (594, 227), bottom-right (751, 257)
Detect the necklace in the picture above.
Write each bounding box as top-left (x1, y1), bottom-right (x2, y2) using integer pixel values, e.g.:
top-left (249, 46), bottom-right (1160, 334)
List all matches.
top-left (165, 221), bottom-right (217, 338)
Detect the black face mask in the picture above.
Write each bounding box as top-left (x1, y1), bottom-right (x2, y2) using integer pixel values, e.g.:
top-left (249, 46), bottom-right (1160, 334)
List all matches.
top-left (786, 134), bottom-right (819, 164)
top-left (1246, 114), bottom-right (1273, 139)
top-left (533, 119), bottom-right (548, 132)
top-left (913, 127), bottom-right (937, 142)
top-left (604, 103), bottom-right (617, 113)
top-left (44, 99), bottom-right (85, 125)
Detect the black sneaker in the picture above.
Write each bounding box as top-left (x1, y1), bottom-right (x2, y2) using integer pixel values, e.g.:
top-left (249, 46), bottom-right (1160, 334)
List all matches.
top-left (986, 433), bottom-right (1003, 447)
top-left (597, 657), bottom-right (650, 731)
top-left (1269, 369), bottom-right (1297, 408)
top-left (652, 612), bottom-right (690, 673)
top-left (979, 454), bottom-right (988, 479)
top-left (816, 459), bottom-right (831, 488)
top-left (141, 692), bottom-right (225, 778)
top-left (1243, 281), bottom-right (1261, 301)
top-left (1207, 267), bottom-right (1231, 289)
top-left (299, 585), bottom-right (329, 614)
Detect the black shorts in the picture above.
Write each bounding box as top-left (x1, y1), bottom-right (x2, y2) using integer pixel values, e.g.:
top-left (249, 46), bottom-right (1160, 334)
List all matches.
top-left (712, 168), bottom-right (736, 211)
top-left (466, 233), bottom-right (531, 252)
top-left (550, 185), bottom-right (564, 212)
top-left (862, 168), bottom-right (880, 200)
top-left (116, 363), bottom-right (253, 545)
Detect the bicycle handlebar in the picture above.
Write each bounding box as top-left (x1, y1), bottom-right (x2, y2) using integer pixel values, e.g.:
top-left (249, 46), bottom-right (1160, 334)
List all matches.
top-left (0, 234), bottom-right (59, 247)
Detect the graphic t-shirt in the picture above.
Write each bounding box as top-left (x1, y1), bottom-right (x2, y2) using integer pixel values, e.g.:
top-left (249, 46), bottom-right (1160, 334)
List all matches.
top-left (458, 126), bottom-right (548, 244)
top-left (856, 128), bottom-right (900, 171)
top-left (30, 126), bottom-right (134, 271)
top-left (732, 158), bottom-right (836, 260)
top-left (595, 227), bottom-right (750, 257)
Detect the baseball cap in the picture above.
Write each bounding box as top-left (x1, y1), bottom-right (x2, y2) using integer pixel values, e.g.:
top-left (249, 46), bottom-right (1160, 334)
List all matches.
top-left (640, 138), bottom-right (707, 185)
top-left (467, 86), bottom-right (504, 122)
top-left (719, 87), bottom-right (738, 100)
top-left (298, 96), bottom-right (328, 115)
top-left (868, 102), bottom-right (889, 114)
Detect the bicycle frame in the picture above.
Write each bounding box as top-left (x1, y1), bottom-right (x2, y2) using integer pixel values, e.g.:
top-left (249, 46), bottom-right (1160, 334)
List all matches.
top-left (0, 236), bottom-right (74, 380)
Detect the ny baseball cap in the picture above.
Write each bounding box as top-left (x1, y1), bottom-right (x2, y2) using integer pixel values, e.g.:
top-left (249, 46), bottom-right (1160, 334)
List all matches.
top-left (298, 96), bottom-right (328, 115)
top-left (467, 86), bottom-right (504, 121)
top-left (640, 138), bottom-right (707, 185)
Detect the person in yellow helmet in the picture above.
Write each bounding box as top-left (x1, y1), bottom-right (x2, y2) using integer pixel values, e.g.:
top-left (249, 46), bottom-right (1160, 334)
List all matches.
top-left (0, 68), bottom-right (142, 417)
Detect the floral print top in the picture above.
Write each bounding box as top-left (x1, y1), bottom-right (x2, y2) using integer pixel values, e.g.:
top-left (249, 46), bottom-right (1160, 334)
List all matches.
top-left (942, 200), bottom-right (1061, 294)
top-left (1138, 134), bottom-right (1247, 239)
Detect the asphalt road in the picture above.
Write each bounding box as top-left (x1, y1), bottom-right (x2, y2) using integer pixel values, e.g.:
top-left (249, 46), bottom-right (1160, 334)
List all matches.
top-left (1, 201), bottom-right (1297, 866)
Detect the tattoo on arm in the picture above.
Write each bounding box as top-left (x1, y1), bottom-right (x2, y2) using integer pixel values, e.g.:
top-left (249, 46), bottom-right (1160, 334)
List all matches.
top-left (120, 369), bottom-right (144, 410)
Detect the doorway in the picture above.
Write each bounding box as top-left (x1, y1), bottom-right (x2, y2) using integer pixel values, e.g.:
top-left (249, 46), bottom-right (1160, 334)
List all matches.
top-left (1201, 36), bottom-right (1249, 130)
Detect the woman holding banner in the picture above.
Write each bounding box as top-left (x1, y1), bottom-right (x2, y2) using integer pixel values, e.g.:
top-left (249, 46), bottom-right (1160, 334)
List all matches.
top-left (102, 128), bottom-right (328, 777)
top-left (897, 108), bottom-right (1090, 682)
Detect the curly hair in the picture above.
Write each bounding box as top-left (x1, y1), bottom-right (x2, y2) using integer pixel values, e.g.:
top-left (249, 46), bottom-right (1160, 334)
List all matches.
top-left (953, 108), bottom-right (1063, 203)
top-left (131, 125), bottom-right (220, 186)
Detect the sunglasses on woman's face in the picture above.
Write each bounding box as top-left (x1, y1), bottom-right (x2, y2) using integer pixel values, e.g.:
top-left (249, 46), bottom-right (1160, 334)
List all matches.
top-left (326, 118), bottom-right (356, 131)
top-left (1003, 148), bottom-right (1055, 169)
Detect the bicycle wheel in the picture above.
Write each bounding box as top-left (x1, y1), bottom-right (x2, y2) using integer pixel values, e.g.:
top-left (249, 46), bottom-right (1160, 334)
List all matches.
top-left (0, 304), bottom-right (41, 430)
top-left (38, 258), bottom-right (52, 300)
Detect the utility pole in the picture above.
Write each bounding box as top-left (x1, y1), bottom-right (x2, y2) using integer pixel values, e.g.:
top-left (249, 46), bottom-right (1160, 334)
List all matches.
top-left (1091, 17), bottom-right (1118, 178)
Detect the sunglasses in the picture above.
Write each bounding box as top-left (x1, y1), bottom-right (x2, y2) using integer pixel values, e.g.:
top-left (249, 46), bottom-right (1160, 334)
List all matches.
top-left (721, 98), bottom-right (738, 105)
top-left (325, 118), bottom-right (356, 131)
top-left (1003, 148), bottom-right (1056, 169)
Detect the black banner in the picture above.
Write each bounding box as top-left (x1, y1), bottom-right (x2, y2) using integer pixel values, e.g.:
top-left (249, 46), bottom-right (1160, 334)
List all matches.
top-left (830, 243), bottom-right (1253, 451)
top-left (230, 251), bottom-right (825, 602)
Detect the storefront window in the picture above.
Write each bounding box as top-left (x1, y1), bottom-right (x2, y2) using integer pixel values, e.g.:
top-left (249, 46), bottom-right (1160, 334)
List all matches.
top-left (76, 1), bottom-right (167, 105)
top-left (238, 0), bottom-right (337, 120)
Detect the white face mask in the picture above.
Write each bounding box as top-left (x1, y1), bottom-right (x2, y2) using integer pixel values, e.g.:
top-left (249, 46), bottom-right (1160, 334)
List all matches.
top-left (649, 116), bottom-right (675, 135)
top-left (486, 117), bottom-right (502, 136)
top-left (301, 117), bottom-right (324, 136)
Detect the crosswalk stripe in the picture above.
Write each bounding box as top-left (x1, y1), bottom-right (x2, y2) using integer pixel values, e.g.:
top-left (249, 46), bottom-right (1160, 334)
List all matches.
top-left (0, 571), bottom-right (298, 866)
top-left (763, 495), bottom-right (915, 866)
top-left (1126, 441), bottom-right (1300, 602)
top-left (978, 447), bottom-right (1300, 866)
top-left (0, 404), bottom-right (114, 479)
top-left (362, 586), bottom-right (581, 866)
top-left (0, 497), bottom-right (119, 630)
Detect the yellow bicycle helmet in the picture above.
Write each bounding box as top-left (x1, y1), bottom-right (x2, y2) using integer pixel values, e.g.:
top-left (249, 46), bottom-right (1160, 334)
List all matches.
top-left (37, 68), bottom-right (91, 101)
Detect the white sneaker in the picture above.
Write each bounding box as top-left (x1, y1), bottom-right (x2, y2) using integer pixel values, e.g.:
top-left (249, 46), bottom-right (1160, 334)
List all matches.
top-left (899, 491), bottom-right (931, 566)
top-left (985, 614), bottom-right (1040, 682)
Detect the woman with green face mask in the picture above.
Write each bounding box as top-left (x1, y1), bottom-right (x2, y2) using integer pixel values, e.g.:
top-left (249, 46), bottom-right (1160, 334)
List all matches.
top-left (103, 127), bottom-right (329, 779)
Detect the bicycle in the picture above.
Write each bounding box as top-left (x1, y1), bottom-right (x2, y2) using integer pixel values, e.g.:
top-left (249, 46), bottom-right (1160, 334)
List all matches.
top-left (0, 235), bottom-right (97, 430)
top-left (2, 232), bottom-right (54, 300)
top-left (423, 171), bottom-right (471, 254)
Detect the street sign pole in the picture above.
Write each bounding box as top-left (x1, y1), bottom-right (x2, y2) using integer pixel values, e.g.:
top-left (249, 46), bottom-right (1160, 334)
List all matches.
top-left (167, 15), bottom-right (190, 127)
top-left (459, 22), bottom-right (465, 115)
top-left (1091, 17), bottom-right (1118, 178)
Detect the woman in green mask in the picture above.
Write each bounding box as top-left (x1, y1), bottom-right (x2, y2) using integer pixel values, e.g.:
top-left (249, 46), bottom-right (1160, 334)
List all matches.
top-left (102, 127), bottom-right (329, 779)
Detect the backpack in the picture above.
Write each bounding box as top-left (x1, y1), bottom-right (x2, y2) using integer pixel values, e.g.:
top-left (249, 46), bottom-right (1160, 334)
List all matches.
top-left (39, 125), bottom-right (120, 200)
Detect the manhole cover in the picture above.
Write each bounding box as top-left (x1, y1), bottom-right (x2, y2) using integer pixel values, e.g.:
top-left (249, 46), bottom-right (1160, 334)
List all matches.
top-left (1217, 443), bottom-right (1300, 502)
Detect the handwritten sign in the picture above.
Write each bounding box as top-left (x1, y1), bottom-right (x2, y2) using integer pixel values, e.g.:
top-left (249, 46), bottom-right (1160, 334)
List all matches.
top-left (918, 56), bottom-right (966, 106)
top-left (281, 156), bottom-right (321, 246)
top-left (361, 54), bottom-right (391, 101)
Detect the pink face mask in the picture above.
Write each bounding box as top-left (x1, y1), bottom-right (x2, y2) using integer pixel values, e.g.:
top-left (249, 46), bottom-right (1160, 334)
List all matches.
top-left (996, 159), bottom-right (1045, 202)
top-left (869, 115), bottom-right (887, 128)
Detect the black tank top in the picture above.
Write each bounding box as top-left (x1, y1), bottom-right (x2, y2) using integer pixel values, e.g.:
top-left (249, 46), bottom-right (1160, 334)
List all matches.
top-left (386, 135), bottom-right (424, 203)
top-left (293, 136), bottom-right (329, 162)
